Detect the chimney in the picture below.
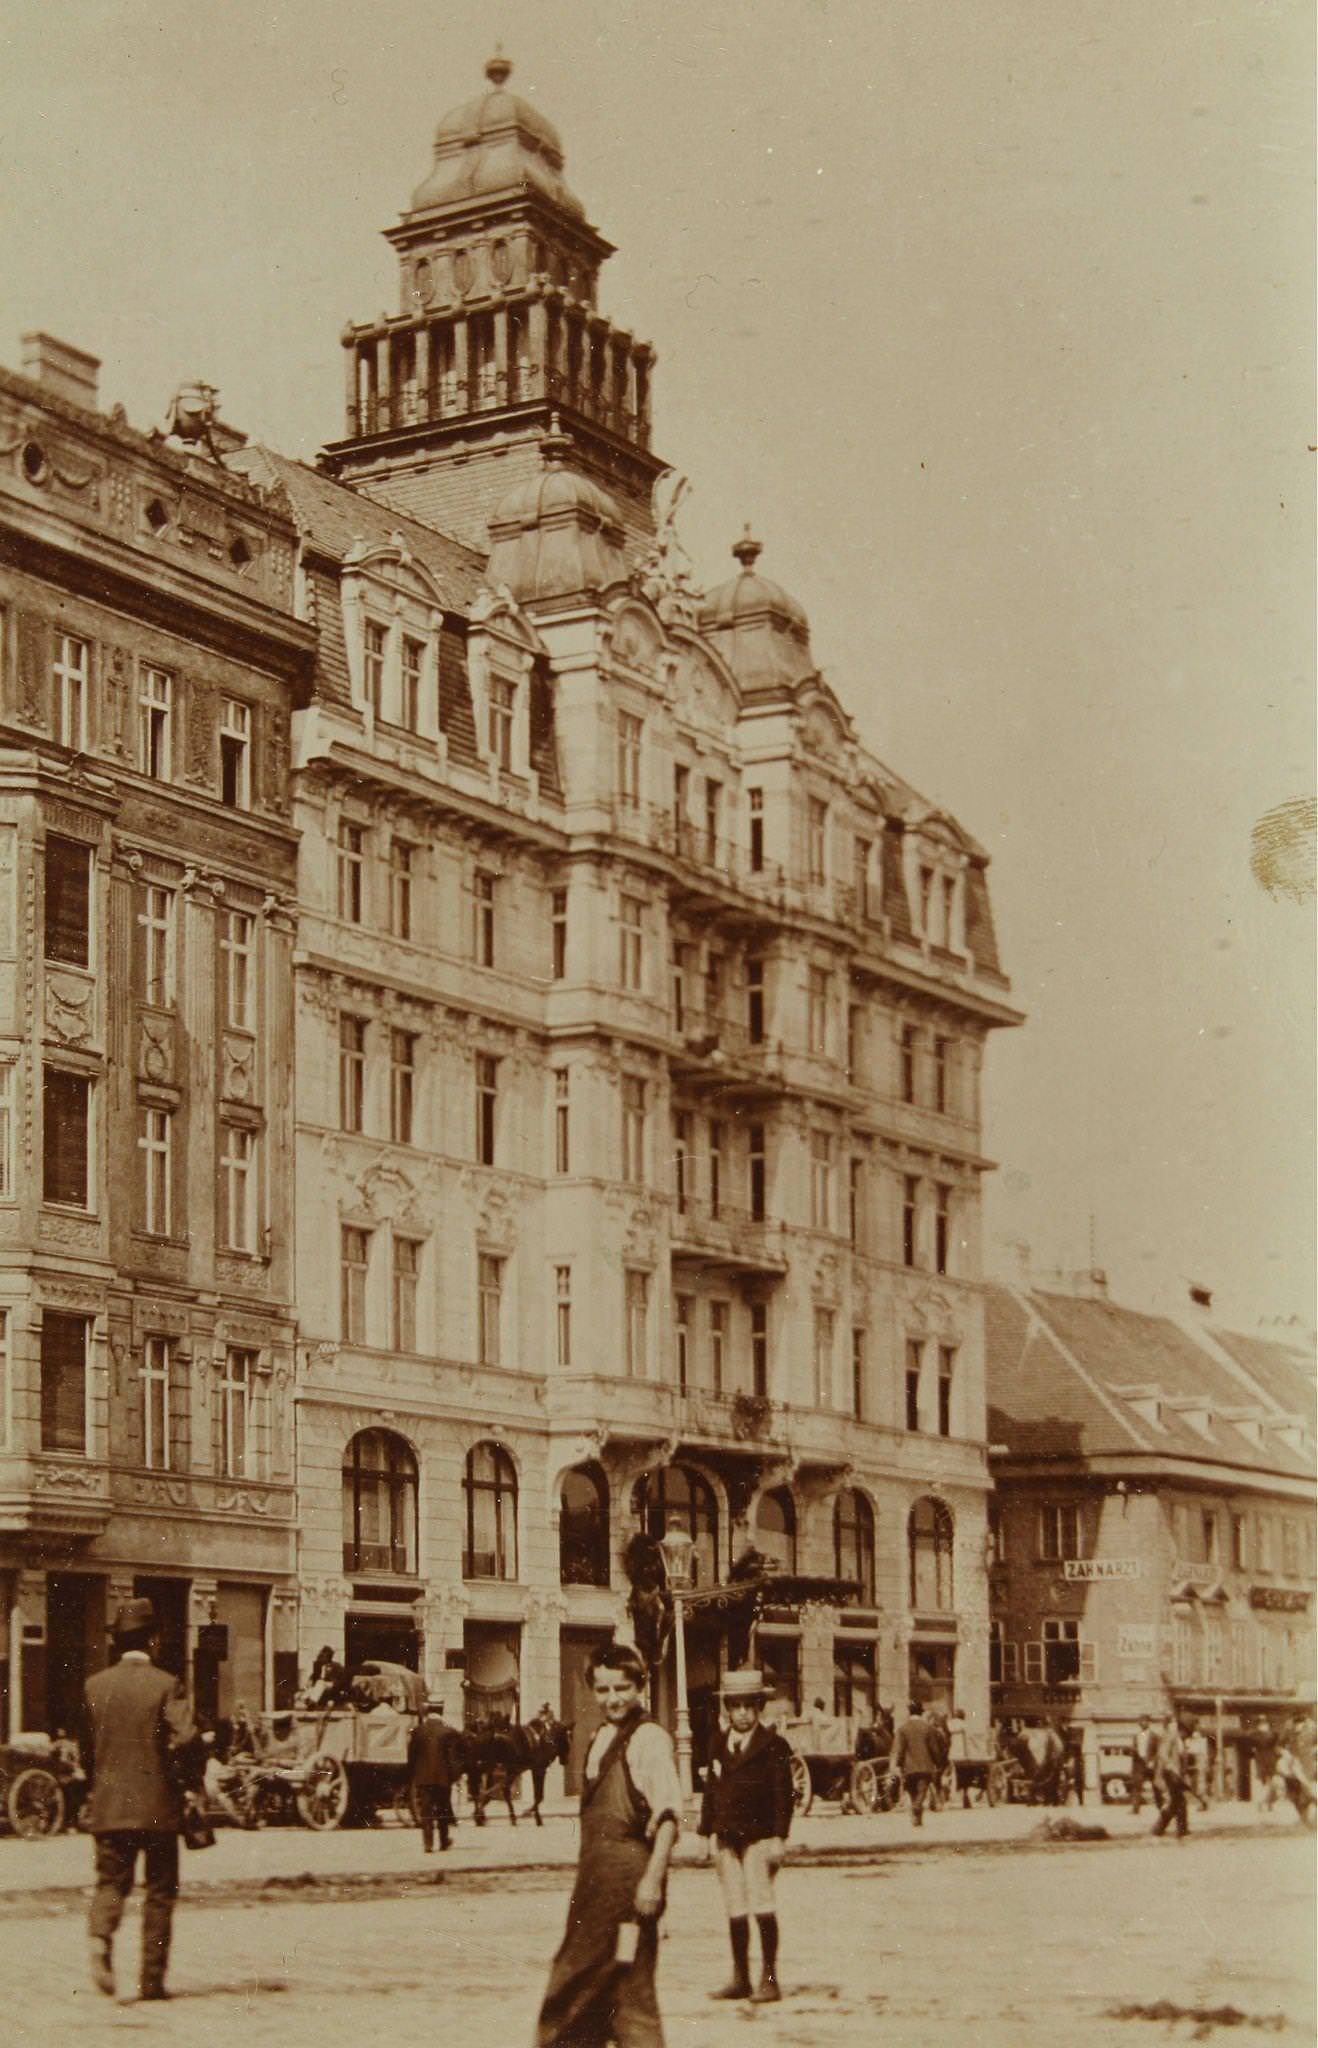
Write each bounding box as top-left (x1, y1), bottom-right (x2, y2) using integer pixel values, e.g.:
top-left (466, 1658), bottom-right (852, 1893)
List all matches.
top-left (20, 332), bottom-right (100, 412)
top-left (1188, 1283), bottom-right (1213, 1313)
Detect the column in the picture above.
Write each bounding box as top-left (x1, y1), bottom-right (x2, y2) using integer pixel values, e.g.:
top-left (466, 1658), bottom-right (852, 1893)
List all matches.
top-left (528, 296), bottom-right (548, 401)
top-left (375, 333), bottom-right (392, 431)
top-left (364, 339), bottom-right (379, 431)
top-left (452, 318), bottom-right (470, 414)
top-left (494, 306), bottom-right (510, 406)
top-left (414, 324), bottom-right (431, 421)
top-left (343, 340), bottom-right (359, 435)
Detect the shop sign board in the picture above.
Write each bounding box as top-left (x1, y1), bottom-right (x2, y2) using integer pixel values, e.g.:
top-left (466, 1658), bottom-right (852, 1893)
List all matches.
top-left (1061, 1557), bottom-right (1140, 1582)
top-left (1249, 1586), bottom-right (1309, 1612)
top-left (1118, 1624), bottom-right (1156, 1659)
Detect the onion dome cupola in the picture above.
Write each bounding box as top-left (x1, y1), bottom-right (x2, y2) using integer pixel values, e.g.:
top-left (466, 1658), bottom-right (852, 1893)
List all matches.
top-left (699, 528), bottom-right (816, 687)
top-left (322, 53), bottom-right (665, 554)
top-left (485, 415), bottom-right (627, 603)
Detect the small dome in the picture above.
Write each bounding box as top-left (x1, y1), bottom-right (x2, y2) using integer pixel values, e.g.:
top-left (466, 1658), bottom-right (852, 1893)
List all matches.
top-left (484, 418), bottom-right (627, 602)
top-left (699, 529), bottom-right (814, 686)
top-left (411, 54), bottom-right (584, 218)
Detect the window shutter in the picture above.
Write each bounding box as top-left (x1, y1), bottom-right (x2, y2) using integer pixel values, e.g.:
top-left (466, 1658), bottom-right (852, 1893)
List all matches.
top-left (1023, 1641), bottom-right (1044, 1684)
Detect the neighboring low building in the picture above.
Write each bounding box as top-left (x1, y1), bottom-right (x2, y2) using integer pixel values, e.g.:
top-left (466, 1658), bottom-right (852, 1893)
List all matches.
top-left (986, 1277), bottom-right (1316, 1796)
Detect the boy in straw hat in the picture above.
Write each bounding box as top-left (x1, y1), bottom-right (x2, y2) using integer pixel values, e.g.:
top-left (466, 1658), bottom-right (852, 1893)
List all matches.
top-left (697, 1667), bottom-right (794, 2003)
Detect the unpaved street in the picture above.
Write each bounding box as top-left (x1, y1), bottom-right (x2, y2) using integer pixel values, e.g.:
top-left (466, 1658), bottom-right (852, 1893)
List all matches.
top-left (9, 1828), bottom-right (1313, 2047)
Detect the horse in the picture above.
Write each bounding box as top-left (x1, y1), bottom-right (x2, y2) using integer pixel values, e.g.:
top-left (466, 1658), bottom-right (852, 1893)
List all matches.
top-left (466, 1708), bottom-right (572, 1827)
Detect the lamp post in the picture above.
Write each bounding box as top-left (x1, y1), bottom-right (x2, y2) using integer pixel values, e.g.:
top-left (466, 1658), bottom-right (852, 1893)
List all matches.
top-left (658, 1517), bottom-right (696, 1801)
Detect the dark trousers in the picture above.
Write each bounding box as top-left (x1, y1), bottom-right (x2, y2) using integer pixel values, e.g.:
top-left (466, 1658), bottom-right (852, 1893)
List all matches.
top-left (414, 1784), bottom-right (454, 1849)
top-left (90, 1831), bottom-right (179, 1989)
top-left (1152, 1772), bottom-right (1188, 1837)
top-left (1129, 1756), bottom-right (1151, 1812)
top-left (905, 1772), bottom-right (933, 1822)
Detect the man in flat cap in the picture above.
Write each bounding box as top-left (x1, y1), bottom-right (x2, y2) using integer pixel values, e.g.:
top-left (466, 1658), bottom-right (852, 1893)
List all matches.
top-left (698, 1667), bottom-right (794, 2004)
top-left (81, 1597), bottom-right (201, 2002)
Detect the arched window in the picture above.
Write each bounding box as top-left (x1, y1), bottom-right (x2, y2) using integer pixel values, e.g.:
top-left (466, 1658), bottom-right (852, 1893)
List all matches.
top-left (755, 1487), bottom-right (797, 1573)
top-left (560, 1462), bottom-right (610, 1587)
top-left (834, 1488), bottom-right (876, 1607)
top-left (342, 1429), bottom-right (418, 1575)
top-left (464, 1441), bottom-right (519, 1581)
top-left (633, 1463), bottom-right (719, 1587)
top-left (909, 1496), bottom-right (954, 1612)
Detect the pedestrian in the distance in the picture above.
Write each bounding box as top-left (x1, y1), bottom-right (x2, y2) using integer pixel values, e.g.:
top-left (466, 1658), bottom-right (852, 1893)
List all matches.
top-left (698, 1668), bottom-right (794, 2004)
top-left (1184, 1723), bottom-right (1211, 1811)
top-left (536, 1641), bottom-right (681, 2048)
top-left (1151, 1712), bottom-right (1192, 1840)
top-left (890, 1700), bottom-right (940, 1827)
top-left (408, 1696), bottom-right (463, 1851)
top-left (81, 1598), bottom-right (202, 2002)
top-left (1128, 1715), bottom-right (1158, 1814)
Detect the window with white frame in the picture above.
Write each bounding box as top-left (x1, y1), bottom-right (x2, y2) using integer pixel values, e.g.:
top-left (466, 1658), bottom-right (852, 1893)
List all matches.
top-left (813, 1305), bottom-right (834, 1407)
top-left (674, 1294), bottom-right (692, 1390)
top-left (0, 1066), bottom-right (14, 1200)
top-left (337, 821), bottom-right (365, 923)
top-left (810, 1129), bottom-right (831, 1229)
top-left (1023, 1640), bottom-right (1044, 1684)
top-left (937, 1345), bottom-right (955, 1437)
top-left (389, 1030), bottom-right (416, 1145)
top-left (934, 1184), bottom-right (953, 1275)
top-left (707, 1116), bottom-right (724, 1217)
top-left (625, 1269), bottom-right (648, 1377)
top-left (400, 635), bottom-right (425, 731)
top-left (622, 1076), bottom-right (646, 1185)
top-left (139, 885), bottom-right (175, 1007)
top-left (619, 895), bottom-right (644, 990)
top-left (808, 965), bottom-right (829, 1054)
top-left (853, 835), bottom-right (871, 919)
top-left (478, 1252), bottom-right (504, 1365)
top-left (388, 840), bottom-right (414, 940)
top-left (1042, 1617), bottom-right (1094, 1684)
top-left (475, 1053), bottom-right (498, 1165)
top-left (849, 1156), bottom-right (863, 1247)
top-left (220, 911), bottom-right (254, 1030)
top-left (392, 1236), bottom-right (420, 1351)
top-left (1037, 1501), bottom-right (1080, 1561)
top-left (44, 835), bottom-right (92, 968)
top-left (139, 1106), bottom-right (172, 1235)
top-left (551, 889), bottom-right (567, 979)
top-left (554, 1067), bottom-right (570, 1174)
top-left (672, 1109), bottom-right (691, 1212)
top-left (616, 711), bottom-right (642, 807)
top-left (341, 1226), bottom-right (370, 1342)
top-left (220, 698), bottom-right (252, 808)
top-left (750, 1300), bottom-right (768, 1395)
top-left (900, 1022), bottom-right (917, 1104)
top-left (43, 1067), bottom-right (92, 1207)
top-left (703, 778), bottom-right (721, 859)
top-left (555, 1264), bottom-right (572, 1369)
top-left (138, 666), bottom-right (172, 779)
top-left (141, 1335), bottom-right (172, 1470)
top-left (905, 1339), bottom-right (923, 1430)
top-left (54, 635), bottom-right (88, 750)
top-left (808, 796), bottom-right (828, 884)
top-left (473, 870), bottom-right (496, 966)
top-left (748, 787), bottom-right (764, 871)
top-left (220, 1346), bottom-right (255, 1477)
top-left (933, 1035), bottom-right (951, 1114)
top-left (709, 1299), bottom-right (728, 1395)
top-left (0, 1308), bottom-right (8, 1448)
top-left (363, 620), bottom-right (387, 715)
top-left (41, 1310), bottom-right (89, 1454)
top-left (489, 675), bottom-right (515, 770)
top-left (219, 1124), bottom-right (257, 1251)
top-left (339, 1015), bottom-right (366, 1132)
top-left (902, 1174), bottom-right (920, 1267)
top-left (851, 1325), bottom-right (866, 1419)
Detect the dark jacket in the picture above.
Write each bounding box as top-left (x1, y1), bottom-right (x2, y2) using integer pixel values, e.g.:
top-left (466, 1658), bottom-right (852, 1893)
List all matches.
top-left (698, 1723), bottom-right (794, 1846)
top-left (891, 1712), bottom-right (940, 1779)
top-left (408, 1714), bottom-right (464, 1786)
top-left (82, 1656), bottom-right (198, 1834)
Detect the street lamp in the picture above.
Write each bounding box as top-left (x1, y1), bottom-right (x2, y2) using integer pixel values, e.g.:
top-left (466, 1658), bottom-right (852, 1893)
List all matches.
top-left (658, 1516), bottom-right (696, 1801)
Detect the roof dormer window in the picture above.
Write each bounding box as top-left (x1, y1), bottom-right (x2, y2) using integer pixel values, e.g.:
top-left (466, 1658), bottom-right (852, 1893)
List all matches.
top-left (488, 674), bottom-right (516, 771)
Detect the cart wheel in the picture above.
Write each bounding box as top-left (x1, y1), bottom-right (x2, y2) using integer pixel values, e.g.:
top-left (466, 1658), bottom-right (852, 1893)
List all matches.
top-left (296, 1754), bottom-right (349, 1831)
top-left (8, 1768), bottom-right (65, 1838)
top-left (850, 1759), bottom-right (881, 1814)
top-left (789, 1754), bottom-right (813, 1816)
top-left (874, 1771), bottom-right (901, 1813)
top-left (985, 1761), bottom-right (1008, 1807)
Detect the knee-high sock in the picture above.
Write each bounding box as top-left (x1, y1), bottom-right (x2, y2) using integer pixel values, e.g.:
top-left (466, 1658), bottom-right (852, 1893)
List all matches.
top-left (728, 1916), bottom-right (751, 1981)
top-left (756, 1914), bottom-right (779, 1976)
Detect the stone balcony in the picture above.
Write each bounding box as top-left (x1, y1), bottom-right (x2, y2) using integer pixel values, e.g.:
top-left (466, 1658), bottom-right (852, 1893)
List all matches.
top-left (0, 1454), bottom-right (113, 1539)
top-left (670, 1198), bottom-right (789, 1275)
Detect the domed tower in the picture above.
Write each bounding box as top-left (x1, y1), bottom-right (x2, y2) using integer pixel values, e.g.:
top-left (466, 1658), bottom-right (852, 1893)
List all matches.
top-left (321, 54), bottom-right (664, 553)
top-left (700, 528), bottom-right (818, 689)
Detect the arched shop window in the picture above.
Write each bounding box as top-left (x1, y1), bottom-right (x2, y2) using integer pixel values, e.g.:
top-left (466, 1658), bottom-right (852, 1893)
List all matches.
top-left (633, 1463), bottom-right (719, 1586)
top-left (560, 1462), bottom-right (610, 1586)
top-left (755, 1487), bottom-right (797, 1573)
top-left (342, 1429), bottom-right (418, 1575)
top-left (834, 1488), bottom-right (876, 1606)
top-left (908, 1496), bottom-right (954, 1612)
top-left (464, 1441), bottom-right (519, 1580)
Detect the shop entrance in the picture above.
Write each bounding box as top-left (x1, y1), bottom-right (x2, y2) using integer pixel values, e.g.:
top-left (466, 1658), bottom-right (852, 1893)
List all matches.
top-left (46, 1573), bottom-right (106, 1736)
top-left (133, 1577), bottom-right (188, 1682)
top-left (345, 1612), bottom-right (421, 1672)
top-left (559, 1625), bottom-right (612, 1793)
top-left (462, 1621), bottom-right (521, 1731)
top-left (908, 1641), bottom-right (956, 1713)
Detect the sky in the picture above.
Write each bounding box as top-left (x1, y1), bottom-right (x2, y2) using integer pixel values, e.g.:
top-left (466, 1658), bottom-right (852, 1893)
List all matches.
top-left (1, 0), bottom-right (1312, 1333)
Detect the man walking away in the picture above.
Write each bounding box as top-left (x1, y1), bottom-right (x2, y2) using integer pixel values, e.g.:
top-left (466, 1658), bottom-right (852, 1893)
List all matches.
top-left (698, 1668), bottom-right (794, 2004)
top-left (409, 1697), bottom-right (462, 1851)
top-left (1151, 1713), bottom-right (1192, 1840)
top-left (1129, 1716), bottom-right (1158, 1814)
top-left (81, 1597), bottom-right (201, 2002)
top-left (1184, 1723), bottom-right (1211, 1811)
top-left (890, 1701), bottom-right (940, 1827)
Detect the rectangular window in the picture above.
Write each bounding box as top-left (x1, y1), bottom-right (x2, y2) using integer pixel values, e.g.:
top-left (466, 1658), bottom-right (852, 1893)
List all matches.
top-left (1023, 1640), bottom-right (1044, 1685)
top-left (1042, 1618), bottom-right (1082, 1685)
top-left (902, 1174), bottom-right (920, 1266)
top-left (0, 1066), bottom-right (13, 1200)
top-left (808, 966), bottom-right (829, 1054)
top-left (220, 911), bottom-right (254, 1030)
top-left (139, 885), bottom-right (175, 1006)
top-left (389, 1030), bottom-right (416, 1145)
top-left (749, 1123), bottom-right (766, 1221)
top-left (392, 1236), bottom-right (419, 1351)
top-left (674, 1294), bottom-right (692, 1390)
top-left (619, 895), bottom-right (644, 990)
top-left (750, 1301), bottom-right (768, 1396)
top-left (41, 1310), bottom-right (89, 1453)
top-left (617, 711), bottom-right (642, 806)
top-left (625, 1269), bottom-right (648, 1377)
top-left (846, 1004), bottom-right (860, 1082)
top-left (942, 874), bottom-right (957, 949)
top-left (44, 834), bottom-right (91, 967)
top-left (475, 1053), bottom-right (498, 1165)
top-left (220, 1347), bottom-right (255, 1477)
top-left (339, 1015), bottom-right (366, 1132)
top-left (703, 778), bottom-right (721, 860)
top-left (709, 1299), bottom-right (727, 1395)
top-left (489, 675), bottom-right (515, 769)
top-left (853, 836), bottom-right (870, 919)
top-left (220, 697), bottom-right (251, 808)
top-left (747, 956), bottom-right (765, 1043)
top-left (142, 1335), bottom-right (172, 1471)
top-left (473, 870), bottom-right (496, 967)
top-left (401, 635), bottom-right (424, 731)
top-left (1038, 1503), bottom-right (1080, 1561)
top-left (934, 1183), bottom-right (952, 1275)
top-left (337, 821), bottom-right (365, 923)
top-left (1201, 1508), bottom-right (1220, 1565)
top-left (1256, 1514), bottom-right (1273, 1571)
top-left (43, 1067), bottom-right (91, 1207)
top-left (139, 1106), bottom-right (172, 1235)
top-left (808, 796), bottom-right (828, 885)
top-left (364, 620), bottom-right (387, 715)
top-left (388, 840), bottom-right (414, 940)
top-left (138, 665), bottom-right (173, 780)
top-left (622, 1076), bottom-right (646, 1185)
top-left (554, 1068), bottom-right (570, 1174)
top-left (555, 1264), bottom-right (572, 1369)
top-left (810, 1129), bottom-right (831, 1229)
top-left (938, 1345), bottom-right (955, 1437)
top-left (851, 1325), bottom-right (866, 1419)
top-left (705, 947), bottom-right (723, 1021)
top-left (54, 634), bottom-right (88, 749)
top-left (1001, 1640), bottom-right (1020, 1683)
top-left (673, 763), bottom-right (689, 833)
top-left (551, 889), bottom-right (567, 979)
top-left (813, 1306), bottom-right (834, 1408)
top-left (1231, 1513), bottom-right (1250, 1571)
top-left (219, 1124), bottom-right (257, 1251)
top-left (673, 1109), bottom-right (691, 1213)
top-left (341, 1226), bottom-right (369, 1342)
top-left (707, 1117), bottom-right (723, 1216)
top-left (933, 1036), bottom-right (950, 1115)
top-left (900, 1023), bottom-right (917, 1104)
top-left (905, 1339), bottom-right (922, 1430)
top-left (748, 787), bottom-right (764, 871)
top-left (919, 864), bottom-right (936, 936)
top-left (478, 1252), bottom-right (503, 1364)
top-left (849, 1156), bottom-right (863, 1246)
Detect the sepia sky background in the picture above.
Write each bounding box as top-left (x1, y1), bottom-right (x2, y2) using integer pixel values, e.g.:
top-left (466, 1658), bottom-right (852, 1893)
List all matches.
top-left (1, 0), bottom-right (1312, 1332)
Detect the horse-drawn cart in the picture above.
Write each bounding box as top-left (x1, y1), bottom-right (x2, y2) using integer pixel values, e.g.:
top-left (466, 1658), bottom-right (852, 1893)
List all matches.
top-left (0, 1735), bottom-right (84, 1837)
top-left (782, 1711), bottom-right (891, 1816)
top-left (291, 1661), bottom-right (425, 1830)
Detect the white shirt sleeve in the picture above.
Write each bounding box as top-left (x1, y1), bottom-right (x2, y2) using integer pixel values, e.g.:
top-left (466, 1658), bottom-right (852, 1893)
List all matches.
top-left (624, 1721), bottom-right (684, 1836)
